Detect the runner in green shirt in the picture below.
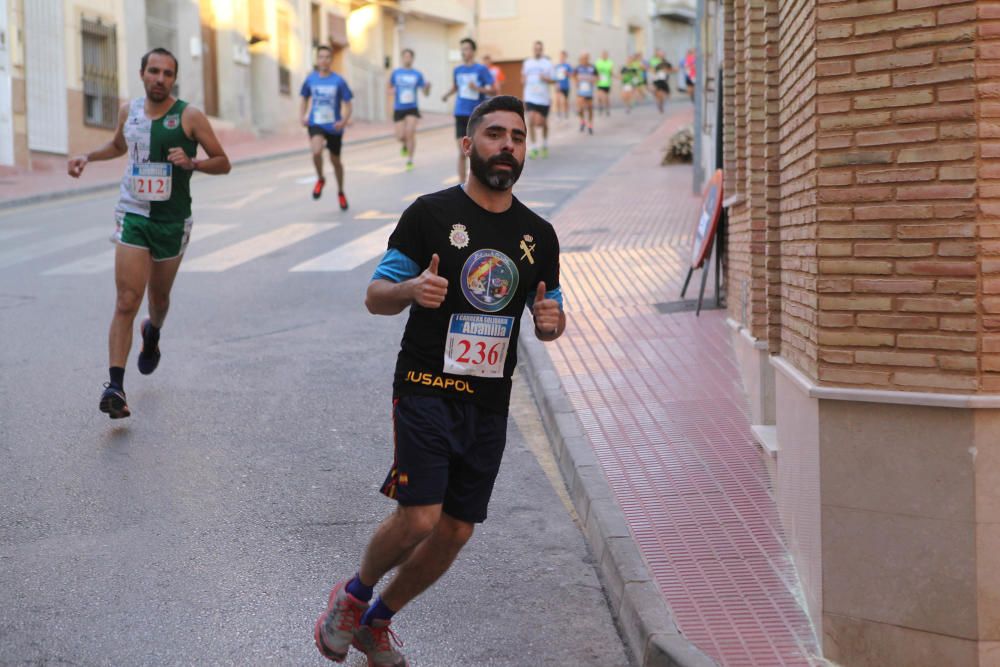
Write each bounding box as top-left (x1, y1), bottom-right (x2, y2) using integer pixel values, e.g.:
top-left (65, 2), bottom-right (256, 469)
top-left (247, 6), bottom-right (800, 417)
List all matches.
top-left (620, 60), bottom-right (636, 113)
top-left (67, 48), bottom-right (231, 419)
top-left (630, 54), bottom-right (649, 103)
top-left (594, 50), bottom-right (614, 117)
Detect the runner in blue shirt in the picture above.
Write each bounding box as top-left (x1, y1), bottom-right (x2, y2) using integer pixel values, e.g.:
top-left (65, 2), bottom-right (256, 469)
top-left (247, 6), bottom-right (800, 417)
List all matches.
top-left (553, 51), bottom-right (573, 120)
top-left (574, 53), bottom-right (598, 135)
top-left (300, 45), bottom-right (353, 210)
top-left (441, 38), bottom-right (495, 183)
top-left (388, 48), bottom-right (431, 172)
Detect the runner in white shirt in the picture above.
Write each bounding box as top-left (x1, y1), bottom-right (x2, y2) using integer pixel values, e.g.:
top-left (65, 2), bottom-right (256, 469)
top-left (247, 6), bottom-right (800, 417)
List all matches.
top-left (521, 41), bottom-right (555, 159)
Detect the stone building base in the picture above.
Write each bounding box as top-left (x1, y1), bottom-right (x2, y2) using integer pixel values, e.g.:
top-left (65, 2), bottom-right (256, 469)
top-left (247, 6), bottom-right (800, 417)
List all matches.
top-left (730, 322), bottom-right (1000, 667)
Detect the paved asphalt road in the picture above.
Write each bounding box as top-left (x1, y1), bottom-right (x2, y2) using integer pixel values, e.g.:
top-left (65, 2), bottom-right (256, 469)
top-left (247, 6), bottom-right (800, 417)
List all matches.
top-left (0, 104), bottom-right (669, 666)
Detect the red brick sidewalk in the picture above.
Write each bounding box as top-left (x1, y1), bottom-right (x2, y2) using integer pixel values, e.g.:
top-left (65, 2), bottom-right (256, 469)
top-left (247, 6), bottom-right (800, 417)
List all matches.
top-left (0, 112), bottom-right (452, 206)
top-left (530, 107), bottom-right (822, 665)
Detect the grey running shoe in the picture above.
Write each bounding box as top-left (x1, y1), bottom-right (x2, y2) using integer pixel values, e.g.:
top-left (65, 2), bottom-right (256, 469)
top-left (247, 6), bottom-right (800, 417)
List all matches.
top-left (315, 579), bottom-right (369, 662)
top-left (352, 619), bottom-right (408, 667)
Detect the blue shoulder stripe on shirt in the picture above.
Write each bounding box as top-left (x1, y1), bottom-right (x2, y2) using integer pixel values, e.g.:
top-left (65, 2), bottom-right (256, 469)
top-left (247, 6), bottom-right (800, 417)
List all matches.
top-left (527, 286), bottom-right (564, 311)
top-left (372, 248), bottom-right (420, 283)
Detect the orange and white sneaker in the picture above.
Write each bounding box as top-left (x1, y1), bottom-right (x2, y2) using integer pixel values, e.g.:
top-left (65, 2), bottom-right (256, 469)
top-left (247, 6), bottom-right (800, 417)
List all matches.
top-left (352, 619), bottom-right (408, 667)
top-left (314, 579), bottom-right (369, 662)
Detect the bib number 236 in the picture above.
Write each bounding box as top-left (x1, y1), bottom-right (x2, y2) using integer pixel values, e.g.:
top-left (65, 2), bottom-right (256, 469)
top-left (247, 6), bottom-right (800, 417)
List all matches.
top-left (443, 313), bottom-right (514, 378)
top-left (129, 162), bottom-right (173, 202)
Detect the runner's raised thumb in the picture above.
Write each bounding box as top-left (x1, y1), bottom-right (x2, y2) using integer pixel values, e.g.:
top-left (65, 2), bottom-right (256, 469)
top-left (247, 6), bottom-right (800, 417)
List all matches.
top-left (428, 253), bottom-right (440, 275)
top-left (535, 281), bottom-right (547, 304)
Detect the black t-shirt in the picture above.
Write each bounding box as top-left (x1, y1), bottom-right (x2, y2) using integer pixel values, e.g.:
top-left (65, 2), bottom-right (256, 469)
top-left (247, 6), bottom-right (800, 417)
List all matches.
top-left (387, 185), bottom-right (561, 414)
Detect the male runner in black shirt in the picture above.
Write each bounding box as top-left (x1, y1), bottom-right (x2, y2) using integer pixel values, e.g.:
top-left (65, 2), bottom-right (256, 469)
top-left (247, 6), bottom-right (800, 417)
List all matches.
top-left (313, 95), bottom-right (565, 667)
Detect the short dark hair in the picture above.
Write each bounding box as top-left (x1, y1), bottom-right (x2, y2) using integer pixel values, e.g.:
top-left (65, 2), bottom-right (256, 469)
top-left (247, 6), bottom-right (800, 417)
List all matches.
top-left (141, 48), bottom-right (178, 75)
top-left (461, 38), bottom-right (477, 51)
top-left (466, 95), bottom-right (525, 136)
top-left (402, 48), bottom-right (414, 58)
top-left (317, 45), bottom-right (332, 55)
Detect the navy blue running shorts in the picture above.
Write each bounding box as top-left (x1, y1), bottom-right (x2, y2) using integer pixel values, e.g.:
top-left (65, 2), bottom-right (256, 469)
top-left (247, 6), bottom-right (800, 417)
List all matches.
top-left (380, 395), bottom-right (508, 524)
top-left (308, 126), bottom-right (343, 155)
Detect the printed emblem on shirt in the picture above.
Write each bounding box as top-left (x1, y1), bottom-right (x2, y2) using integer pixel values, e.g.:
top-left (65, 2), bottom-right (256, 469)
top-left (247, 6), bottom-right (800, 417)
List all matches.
top-left (163, 114), bottom-right (180, 130)
top-left (520, 235), bottom-right (536, 265)
top-left (450, 223), bottom-right (470, 249)
top-left (461, 248), bottom-right (519, 313)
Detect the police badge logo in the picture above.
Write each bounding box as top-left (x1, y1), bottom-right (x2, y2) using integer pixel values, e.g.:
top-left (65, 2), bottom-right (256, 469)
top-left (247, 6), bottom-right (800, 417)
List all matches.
top-left (163, 114), bottom-right (180, 130)
top-left (450, 223), bottom-right (469, 249)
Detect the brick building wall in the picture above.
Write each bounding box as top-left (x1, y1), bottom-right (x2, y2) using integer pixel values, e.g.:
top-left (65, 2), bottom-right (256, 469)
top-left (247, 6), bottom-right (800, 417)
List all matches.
top-left (723, 0), bottom-right (1000, 394)
top-left (981, 1), bottom-right (1000, 390)
top-left (714, 2), bottom-right (1000, 659)
top-left (812, 0), bottom-right (979, 392)
top-left (775, 0), bottom-right (818, 375)
top-left (725, 0), bottom-right (751, 333)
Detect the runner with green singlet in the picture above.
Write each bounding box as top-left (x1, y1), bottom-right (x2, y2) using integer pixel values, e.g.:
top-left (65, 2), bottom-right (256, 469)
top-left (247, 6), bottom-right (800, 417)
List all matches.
top-left (594, 50), bottom-right (614, 117)
top-left (114, 98), bottom-right (198, 238)
top-left (620, 60), bottom-right (636, 113)
top-left (631, 55), bottom-right (649, 102)
top-left (67, 47), bottom-right (231, 419)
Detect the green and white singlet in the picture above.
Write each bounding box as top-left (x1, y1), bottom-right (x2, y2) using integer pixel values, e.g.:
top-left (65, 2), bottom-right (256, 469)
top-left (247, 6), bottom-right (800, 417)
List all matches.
top-left (116, 97), bottom-right (197, 222)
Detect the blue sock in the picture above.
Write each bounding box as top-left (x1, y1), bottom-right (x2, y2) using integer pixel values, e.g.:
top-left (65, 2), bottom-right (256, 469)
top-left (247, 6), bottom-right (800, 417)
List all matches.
top-left (360, 596), bottom-right (396, 626)
top-left (346, 574), bottom-right (374, 602)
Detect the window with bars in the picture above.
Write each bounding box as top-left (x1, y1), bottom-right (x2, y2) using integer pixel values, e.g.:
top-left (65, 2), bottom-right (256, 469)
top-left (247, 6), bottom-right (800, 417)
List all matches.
top-left (81, 18), bottom-right (118, 129)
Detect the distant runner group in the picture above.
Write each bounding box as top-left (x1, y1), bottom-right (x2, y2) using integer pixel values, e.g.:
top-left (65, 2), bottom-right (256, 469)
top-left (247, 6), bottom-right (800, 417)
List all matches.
top-left (302, 38), bottom-right (695, 195)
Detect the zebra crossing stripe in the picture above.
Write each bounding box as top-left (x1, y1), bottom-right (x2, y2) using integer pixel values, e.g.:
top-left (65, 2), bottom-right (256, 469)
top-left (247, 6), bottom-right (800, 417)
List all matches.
top-left (0, 228), bottom-right (105, 269)
top-left (289, 223), bottom-right (395, 272)
top-left (0, 228), bottom-right (38, 243)
top-left (183, 223), bottom-right (337, 272)
top-left (43, 224), bottom-right (235, 275)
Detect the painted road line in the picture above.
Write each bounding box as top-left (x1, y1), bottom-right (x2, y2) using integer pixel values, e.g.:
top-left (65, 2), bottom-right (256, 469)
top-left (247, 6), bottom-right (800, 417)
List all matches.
top-left (44, 224), bottom-right (235, 275)
top-left (276, 167), bottom-right (315, 179)
top-left (219, 186), bottom-right (276, 210)
top-left (0, 228), bottom-right (105, 269)
top-left (290, 223), bottom-right (395, 272)
top-left (0, 228), bottom-right (38, 243)
top-left (184, 223), bottom-right (337, 272)
top-left (354, 210), bottom-right (400, 221)
top-left (355, 163), bottom-right (406, 176)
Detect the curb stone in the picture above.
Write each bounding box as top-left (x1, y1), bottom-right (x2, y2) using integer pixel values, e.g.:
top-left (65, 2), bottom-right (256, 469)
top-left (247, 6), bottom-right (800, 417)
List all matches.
top-left (0, 118), bottom-right (452, 211)
top-left (519, 333), bottom-right (719, 667)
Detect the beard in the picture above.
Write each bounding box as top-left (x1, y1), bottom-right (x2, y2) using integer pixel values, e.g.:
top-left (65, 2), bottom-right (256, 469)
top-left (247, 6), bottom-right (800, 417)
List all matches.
top-left (146, 84), bottom-right (169, 102)
top-left (469, 146), bottom-right (523, 191)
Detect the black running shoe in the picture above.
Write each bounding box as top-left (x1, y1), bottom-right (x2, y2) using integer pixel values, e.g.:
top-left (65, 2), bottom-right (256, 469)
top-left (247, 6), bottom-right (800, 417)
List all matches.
top-left (137, 318), bottom-right (161, 375)
top-left (99, 383), bottom-right (130, 419)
